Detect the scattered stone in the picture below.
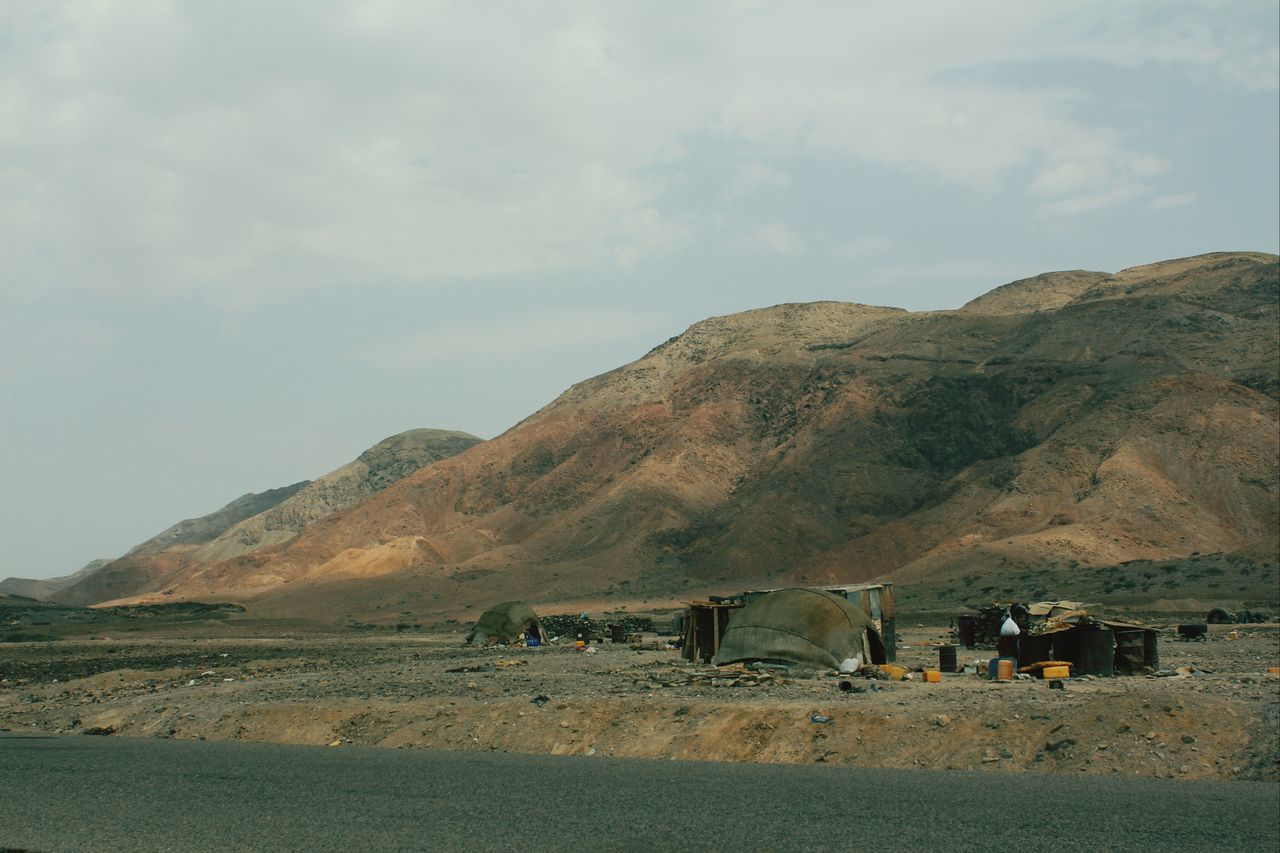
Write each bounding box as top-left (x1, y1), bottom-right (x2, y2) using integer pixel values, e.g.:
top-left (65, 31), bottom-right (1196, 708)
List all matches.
top-left (932, 714), bottom-right (951, 727)
top-left (1182, 734), bottom-right (1197, 744)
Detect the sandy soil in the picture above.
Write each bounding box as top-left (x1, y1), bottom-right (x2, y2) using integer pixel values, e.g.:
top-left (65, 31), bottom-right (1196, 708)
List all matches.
top-left (1, 623), bottom-right (1276, 782)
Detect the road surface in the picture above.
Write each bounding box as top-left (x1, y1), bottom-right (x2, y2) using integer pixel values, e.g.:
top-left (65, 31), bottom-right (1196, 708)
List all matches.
top-left (1, 733), bottom-right (1276, 851)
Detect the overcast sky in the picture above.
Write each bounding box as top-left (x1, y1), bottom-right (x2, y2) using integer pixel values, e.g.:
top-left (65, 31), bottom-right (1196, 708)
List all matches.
top-left (2, 2), bottom-right (1277, 580)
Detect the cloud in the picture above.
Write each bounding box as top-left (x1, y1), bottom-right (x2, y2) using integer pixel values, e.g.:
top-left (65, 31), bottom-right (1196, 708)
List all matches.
top-left (1038, 184), bottom-right (1151, 218)
top-left (722, 161), bottom-right (792, 200)
top-left (1150, 192), bottom-right (1197, 210)
top-left (362, 307), bottom-right (667, 368)
top-left (731, 222), bottom-right (806, 255)
top-left (0, 2), bottom-right (1271, 302)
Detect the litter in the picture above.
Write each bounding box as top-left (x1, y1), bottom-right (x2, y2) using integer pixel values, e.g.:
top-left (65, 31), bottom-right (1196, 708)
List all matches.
top-left (810, 714), bottom-right (832, 724)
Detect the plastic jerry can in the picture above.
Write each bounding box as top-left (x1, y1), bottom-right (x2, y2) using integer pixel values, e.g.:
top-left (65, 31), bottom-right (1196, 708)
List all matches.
top-left (923, 669), bottom-right (941, 683)
top-left (1042, 665), bottom-right (1070, 680)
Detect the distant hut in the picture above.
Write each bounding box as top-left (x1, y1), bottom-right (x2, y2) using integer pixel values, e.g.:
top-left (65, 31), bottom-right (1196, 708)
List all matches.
top-left (466, 601), bottom-right (546, 646)
top-left (714, 588), bottom-right (887, 669)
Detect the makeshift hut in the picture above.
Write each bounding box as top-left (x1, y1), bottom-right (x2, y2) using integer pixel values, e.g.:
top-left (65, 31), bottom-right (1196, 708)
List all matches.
top-left (741, 582), bottom-right (897, 661)
top-left (466, 601), bottom-right (545, 646)
top-left (682, 600), bottom-right (743, 663)
top-left (713, 588), bottom-right (887, 669)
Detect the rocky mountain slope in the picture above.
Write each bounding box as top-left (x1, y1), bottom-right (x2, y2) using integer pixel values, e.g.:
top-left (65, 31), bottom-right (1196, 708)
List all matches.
top-left (79, 253), bottom-right (1280, 616)
top-left (42, 430), bottom-right (481, 606)
top-left (0, 560), bottom-right (109, 601)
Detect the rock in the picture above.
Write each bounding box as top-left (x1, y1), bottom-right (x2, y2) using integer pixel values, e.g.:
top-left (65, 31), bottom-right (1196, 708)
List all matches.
top-left (810, 714), bottom-right (832, 724)
top-left (932, 714), bottom-right (951, 727)
top-left (1045, 738), bottom-right (1076, 752)
top-left (1182, 734), bottom-right (1196, 744)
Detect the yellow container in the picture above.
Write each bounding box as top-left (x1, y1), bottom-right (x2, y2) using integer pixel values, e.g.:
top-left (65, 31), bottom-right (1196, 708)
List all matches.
top-left (923, 669), bottom-right (941, 683)
top-left (878, 664), bottom-right (907, 681)
top-left (996, 659), bottom-right (1015, 681)
top-left (1042, 665), bottom-right (1070, 680)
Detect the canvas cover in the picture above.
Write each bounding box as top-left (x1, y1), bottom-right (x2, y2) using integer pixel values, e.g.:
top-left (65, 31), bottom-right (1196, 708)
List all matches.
top-left (467, 601), bottom-right (544, 645)
top-left (714, 588), bottom-right (884, 669)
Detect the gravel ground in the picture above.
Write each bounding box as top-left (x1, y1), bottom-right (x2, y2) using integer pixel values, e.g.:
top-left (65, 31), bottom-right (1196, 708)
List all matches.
top-left (1, 623), bottom-right (1276, 781)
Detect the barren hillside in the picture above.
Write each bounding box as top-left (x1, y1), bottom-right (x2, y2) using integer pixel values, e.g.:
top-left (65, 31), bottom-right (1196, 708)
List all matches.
top-left (47, 429), bottom-right (481, 607)
top-left (80, 252), bottom-right (1276, 618)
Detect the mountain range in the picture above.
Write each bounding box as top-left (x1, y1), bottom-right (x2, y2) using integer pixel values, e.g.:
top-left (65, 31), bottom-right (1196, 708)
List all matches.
top-left (5, 252), bottom-right (1276, 619)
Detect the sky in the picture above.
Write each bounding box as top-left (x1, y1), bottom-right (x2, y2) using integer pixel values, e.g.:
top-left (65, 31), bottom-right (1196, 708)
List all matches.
top-left (1, 1), bottom-right (1277, 580)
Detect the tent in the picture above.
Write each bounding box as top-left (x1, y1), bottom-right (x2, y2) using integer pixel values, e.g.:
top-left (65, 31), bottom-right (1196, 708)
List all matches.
top-left (466, 601), bottom-right (545, 646)
top-left (713, 588), bottom-right (886, 669)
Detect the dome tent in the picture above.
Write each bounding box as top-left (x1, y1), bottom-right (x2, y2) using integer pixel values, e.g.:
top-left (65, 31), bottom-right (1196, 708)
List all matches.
top-left (713, 588), bottom-right (886, 669)
top-left (466, 601), bottom-right (545, 646)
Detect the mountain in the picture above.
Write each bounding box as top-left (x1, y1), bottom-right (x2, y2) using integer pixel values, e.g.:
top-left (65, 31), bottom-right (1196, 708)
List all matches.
top-left (0, 560), bottom-right (109, 601)
top-left (45, 429), bottom-right (482, 606)
top-left (80, 253), bottom-right (1280, 616)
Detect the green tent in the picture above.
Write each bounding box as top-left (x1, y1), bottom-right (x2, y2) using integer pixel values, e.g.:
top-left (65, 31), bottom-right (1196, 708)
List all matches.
top-left (713, 588), bottom-right (886, 669)
top-left (466, 601), bottom-right (545, 646)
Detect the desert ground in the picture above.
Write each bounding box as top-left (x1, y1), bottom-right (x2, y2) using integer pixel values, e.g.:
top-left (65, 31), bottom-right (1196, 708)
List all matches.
top-left (1, 608), bottom-right (1276, 783)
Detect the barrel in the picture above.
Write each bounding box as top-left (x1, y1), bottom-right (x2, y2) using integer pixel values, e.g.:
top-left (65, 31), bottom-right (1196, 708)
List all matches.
top-left (1074, 627), bottom-right (1115, 677)
top-left (609, 623), bottom-right (626, 644)
top-left (938, 644), bottom-right (958, 673)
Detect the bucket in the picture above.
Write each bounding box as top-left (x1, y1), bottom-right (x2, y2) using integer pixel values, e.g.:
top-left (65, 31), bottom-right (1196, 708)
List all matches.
top-left (938, 645), bottom-right (958, 673)
top-left (1074, 627), bottom-right (1115, 677)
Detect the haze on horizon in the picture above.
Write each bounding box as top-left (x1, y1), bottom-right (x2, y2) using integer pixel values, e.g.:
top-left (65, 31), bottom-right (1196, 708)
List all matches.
top-left (1, 1), bottom-right (1277, 581)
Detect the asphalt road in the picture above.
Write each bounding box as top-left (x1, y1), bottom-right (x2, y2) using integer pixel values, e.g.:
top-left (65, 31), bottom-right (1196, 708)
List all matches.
top-left (1, 734), bottom-right (1276, 852)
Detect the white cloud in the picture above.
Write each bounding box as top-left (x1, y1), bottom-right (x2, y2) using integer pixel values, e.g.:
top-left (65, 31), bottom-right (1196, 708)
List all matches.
top-left (1038, 184), bottom-right (1151, 218)
top-left (0, 1), bottom-right (1271, 302)
top-left (1150, 192), bottom-right (1197, 210)
top-left (362, 308), bottom-right (667, 368)
top-left (731, 222), bottom-right (806, 255)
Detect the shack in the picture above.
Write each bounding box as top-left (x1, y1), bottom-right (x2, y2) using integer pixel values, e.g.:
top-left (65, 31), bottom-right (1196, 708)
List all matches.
top-left (466, 601), bottom-right (546, 646)
top-left (682, 581), bottom-right (897, 664)
top-left (741, 582), bottom-right (896, 661)
top-left (681, 599), bottom-right (742, 663)
top-left (714, 588), bottom-right (888, 670)
top-left (967, 600), bottom-right (1160, 676)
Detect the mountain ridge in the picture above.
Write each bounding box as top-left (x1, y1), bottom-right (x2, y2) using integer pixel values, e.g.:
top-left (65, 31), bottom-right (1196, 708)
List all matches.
top-left (69, 251), bottom-right (1275, 618)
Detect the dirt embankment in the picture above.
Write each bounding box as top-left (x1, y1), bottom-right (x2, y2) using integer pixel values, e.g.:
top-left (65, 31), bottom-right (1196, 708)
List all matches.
top-left (1, 625), bottom-right (1276, 781)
